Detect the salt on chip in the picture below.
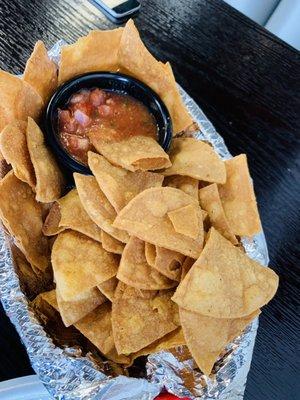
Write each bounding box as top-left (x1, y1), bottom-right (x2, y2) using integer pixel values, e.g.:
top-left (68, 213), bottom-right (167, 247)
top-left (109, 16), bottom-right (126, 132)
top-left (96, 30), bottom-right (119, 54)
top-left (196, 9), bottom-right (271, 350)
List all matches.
top-left (164, 175), bottom-right (199, 199)
top-left (218, 154), bottom-right (262, 236)
top-left (42, 202), bottom-right (64, 236)
top-left (88, 152), bottom-right (164, 212)
top-left (52, 230), bottom-right (118, 301)
top-left (117, 236), bottom-right (176, 290)
top-left (0, 171), bottom-right (49, 271)
top-left (113, 187), bottom-right (204, 258)
top-left (97, 276), bottom-right (118, 302)
top-left (112, 283), bottom-right (179, 354)
top-left (144, 242), bottom-right (156, 267)
top-left (101, 230), bottom-right (124, 254)
top-left (23, 40), bottom-right (57, 102)
top-left (168, 204), bottom-right (201, 239)
top-left (172, 228), bottom-right (279, 318)
top-left (163, 138), bottom-right (226, 184)
top-left (74, 173), bottom-right (129, 243)
top-left (180, 307), bottom-right (260, 376)
top-left (0, 120), bottom-right (35, 188)
top-left (0, 70), bottom-right (43, 132)
top-left (153, 247), bottom-right (185, 282)
top-left (199, 183), bottom-right (237, 244)
top-left (58, 28), bottom-right (123, 84)
top-left (26, 117), bottom-right (65, 202)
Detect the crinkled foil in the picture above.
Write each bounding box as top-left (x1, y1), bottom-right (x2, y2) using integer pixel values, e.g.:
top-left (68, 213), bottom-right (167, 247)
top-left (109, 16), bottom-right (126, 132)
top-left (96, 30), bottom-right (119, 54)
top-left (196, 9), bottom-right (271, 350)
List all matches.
top-left (0, 42), bottom-right (269, 399)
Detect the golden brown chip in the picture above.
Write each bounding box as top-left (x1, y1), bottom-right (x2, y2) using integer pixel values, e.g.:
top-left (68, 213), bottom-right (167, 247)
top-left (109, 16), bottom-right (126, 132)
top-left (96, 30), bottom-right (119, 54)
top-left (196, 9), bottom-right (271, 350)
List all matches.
top-left (117, 237), bottom-right (176, 290)
top-left (164, 175), bottom-right (199, 199)
top-left (167, 204), bottom-right (200, 239)
top-left (180, 257), bottom-right (195, 281)
top-left (0, 151), bottom-right (11, 179)
top-left (101, 231), bottom-right (124, 254)
top-left (26, 117), bottom-right (65, 202)
top-left (144, 242), bottom-right (156, 267)
top-left (42, 202), bottom-right (64, 236)
top-left (114, 187), bottom-right (204, 258)
top-left (58, 28), bottom-right (123, 84)
top-left (153, 247), bottom-right (185, 282)
top-left (163, 138), bottom-right (226, 184)
top-left (199, 183), bottom-right (237, 244)
top-left (218, 155), bottom-right (262, 236)
top-left (0, 120), bottom-right (35, 188)
top-left (88, 152), bottom-right (164, 212)
top-left (52, 230), bottom-right (119, 301)
top-left (172, 228), bottom-right (279, 318)
top-left (180, 307), bottom-right (260, 376)
top-left (112, 283), bottom-right (179, 354)
top-left (23, 40), bottom-right (57, 102)
top-left (0, 171), bottom-right (49, 271)
top-left (0, 71), bottom-right (43, 132)
top-left (74, 173), bottom-right (129, 243)
top-left (97, 276), bottom-right (118, 302)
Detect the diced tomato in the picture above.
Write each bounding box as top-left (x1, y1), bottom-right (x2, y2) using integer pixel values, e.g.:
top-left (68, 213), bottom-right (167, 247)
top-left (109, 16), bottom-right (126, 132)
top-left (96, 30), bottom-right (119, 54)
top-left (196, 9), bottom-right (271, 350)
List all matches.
top-left (62, 133), bottom-right (90, 152)
top-left (72, 101), bottom-right (93, 117)
top-left (74, 109), bottom-right (91, 127)
top-left (90, 88), bottom-right (106, 106)
top-left (98, 104), bottom-right (112, 117)
top-left (155, 394), bottom-right (190, 400)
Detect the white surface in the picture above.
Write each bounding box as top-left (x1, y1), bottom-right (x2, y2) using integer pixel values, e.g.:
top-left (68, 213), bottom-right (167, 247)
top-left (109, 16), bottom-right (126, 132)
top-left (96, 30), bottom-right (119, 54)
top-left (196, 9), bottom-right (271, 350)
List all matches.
top-left (224, 0), bottom-right (280, 24)
top-left (0, 375), bottom-right (51, 400)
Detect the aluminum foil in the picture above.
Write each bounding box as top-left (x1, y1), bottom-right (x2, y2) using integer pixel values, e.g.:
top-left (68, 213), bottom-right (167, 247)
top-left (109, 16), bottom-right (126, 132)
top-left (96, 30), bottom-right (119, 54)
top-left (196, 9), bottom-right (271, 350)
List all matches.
top-left (0, 42), bottom-right (269, 400)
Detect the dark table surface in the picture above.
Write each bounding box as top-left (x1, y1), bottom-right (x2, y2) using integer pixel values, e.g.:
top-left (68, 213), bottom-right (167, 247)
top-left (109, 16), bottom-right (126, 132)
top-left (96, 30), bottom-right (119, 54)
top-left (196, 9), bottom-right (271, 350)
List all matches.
top-left (0, 0), bottom-right (299, 399)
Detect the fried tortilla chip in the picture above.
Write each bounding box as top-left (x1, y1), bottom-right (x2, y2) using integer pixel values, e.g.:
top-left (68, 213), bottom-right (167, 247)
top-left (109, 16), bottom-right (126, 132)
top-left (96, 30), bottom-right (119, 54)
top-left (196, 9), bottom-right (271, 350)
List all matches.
top-left (58, 28), bottom-right (123, 84)
top-left (97, 276), bottom-right (118, 302)
top-left (114, 187), bottom-right (204, 258)
top-left (101, 231), bottom-right (124, 254)
top-left (74, 173), bottom-right (129, 243)
top-left (112, 283), bottom-right (179, 354)
top-left (0, 171), bottom-right (49, 270)
top-left (153, 247), bottom-right (185, 281)
top-left (167, 204), bottom-right (200, 239)
top-left (23, 40), bottom-right (57, 102)
top-left (88, 152), bottom-right (164, 212)
top-left (199, 183), bottom-right (237, 244)
top-left (173, 228), bottom-right (279, 318)
top-left (0, 120), bottom-right (35, 188)
top-left (88, 134), bottom-right (171, 172)
top-left (218, 155), bottom-right (262, 236)
top-left (180, 307), bottom-right (260, 375)
top-left (164, 175), bottom-right (199, 199)
top-left (42, 202), bottom-right (64, 236)
top-left (117, 237), bottom-right (176, 290)
top-left (0, 71), bottom-right (43, 132)
top-left (144, 242), bottom-right (156, 267)
top-left (163, 138), bottom-right (226, 184)
top-left (52, 230), bottom-right (119, 301)
top-left (26, 117), bottom-right (64, 202)
top-left (181, 257), bottom-right (195, 281)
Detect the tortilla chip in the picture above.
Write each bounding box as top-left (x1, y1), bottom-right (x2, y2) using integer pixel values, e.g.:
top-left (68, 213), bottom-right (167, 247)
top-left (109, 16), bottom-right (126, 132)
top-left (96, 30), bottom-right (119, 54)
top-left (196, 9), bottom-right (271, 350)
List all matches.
top-left (23, 41), bottom-right (57, 102)
top-left (172, 228), bottom-right (279, 318)
top-left (117, 237), bottom-right (176, 290)
top-left (164, 175), bottom-right (199, 199)
top-left (199, 183), bottom-right (237, 244)
top-left (168, 204), bottom-right (200, 239)
top-left (180, 307), bottom-right (260, 375)
top-left (118, 20), bottom-right (193, 134)
top-left (153, 247), bottom-right (185, 281)
top-left (26, 117), bottom-right (65, 202)
top-left (218, 155), bottom-right (262, 236)
top-left (88, 152), bottom-right (164, 212)
top-left (180, 257), bottom-right (195, 281)
top-left (0, 151), bottom-right (11, 179)
top-left (114, 187), bottom-right (204, 258)
top-left (112, 283), bottom-right (179, 354)
top-left (0, 171), bottom-right (49, 270)
top-left (97, 276), bottom-right (118, 302)
top-left (52, 230), bottom-right (119, 301)
top-left (101, 230), bottom-right (124, 254)
top-left (144, 242), bottom-right (156, 267)
top-left (42, 202), bottom-right (64, 236)
top-left (0, 70), bottom-right (43, 132)
top-left (58, 28), bottom-right (123, 84)
top-left (163, 138), bottom-right (226, 184)
top-left (74, 173), bottom-right (129, 243)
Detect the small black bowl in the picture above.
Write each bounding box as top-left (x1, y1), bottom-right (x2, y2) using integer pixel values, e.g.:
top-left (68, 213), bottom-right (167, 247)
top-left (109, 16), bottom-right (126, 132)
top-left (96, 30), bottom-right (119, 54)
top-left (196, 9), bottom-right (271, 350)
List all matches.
top-left (44, 72), bottom-right (173, 175)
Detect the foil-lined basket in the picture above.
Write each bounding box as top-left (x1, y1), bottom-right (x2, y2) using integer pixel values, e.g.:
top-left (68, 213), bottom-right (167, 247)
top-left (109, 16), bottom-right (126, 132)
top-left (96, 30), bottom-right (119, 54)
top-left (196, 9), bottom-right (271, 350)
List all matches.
top-left (0, 42), bottom-right (269, 400)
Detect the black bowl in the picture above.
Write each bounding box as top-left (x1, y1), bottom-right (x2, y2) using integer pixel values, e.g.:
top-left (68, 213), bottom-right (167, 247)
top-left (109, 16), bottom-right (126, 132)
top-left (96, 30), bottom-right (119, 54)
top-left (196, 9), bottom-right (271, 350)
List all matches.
top-left (44, 72), bottom-right (173, 175)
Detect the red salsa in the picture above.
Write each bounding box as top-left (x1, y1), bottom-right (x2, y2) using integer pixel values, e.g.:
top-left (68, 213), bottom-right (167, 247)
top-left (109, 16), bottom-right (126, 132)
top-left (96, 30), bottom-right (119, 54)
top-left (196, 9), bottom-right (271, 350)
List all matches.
top-left (58, 88), bottom-right (158, 165)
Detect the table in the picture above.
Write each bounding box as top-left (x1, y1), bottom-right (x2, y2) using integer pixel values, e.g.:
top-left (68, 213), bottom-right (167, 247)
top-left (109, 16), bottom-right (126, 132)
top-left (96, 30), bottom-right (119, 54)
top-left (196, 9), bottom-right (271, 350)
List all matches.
top-left (0, 0), bottom-right (299, 399)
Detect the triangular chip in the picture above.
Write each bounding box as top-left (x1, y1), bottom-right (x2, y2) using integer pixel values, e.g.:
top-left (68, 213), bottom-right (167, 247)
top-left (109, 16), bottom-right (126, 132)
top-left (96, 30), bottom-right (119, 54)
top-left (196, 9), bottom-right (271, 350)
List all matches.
top-left (101, 230), bottom-right (124, 254)
top-left (114, 187), bottom-right (204, 258)
top-left (180, 257), bottom-right (195, 281)
top-left (0, 171), bottom-right (49, 271)
top-left (218, 155), bottom-right (262, 236)
top-left (0, 70), bottom-right (43, 132)
top-left (164, 175), bottom-right (199, 199)
top-left (117, 237), bottom-right (176, 290)
top-left (23, 40), bottom-right (57, 102)
top-left (180, 307), bottom-right (260, 375)
top-left (52, 230), bottom-right (119, 301)
top-left (112, 283), bottom-right (179, 354)
top-left (97, 276), bottom-right (118, 302)
top-left (199, 183), bottom-right (237, 244)
top-left (88, 152), bottom-right (164, 212)
top-left (167, 204), bottom-right (200, 239)
top-left (42, 202), bottom-right (64, 236)
top-left (74, 173), bottom-right (129, 243)
top-left (172, 228), bottom-right (279, 318)
top-left (58, 28), bottom-right (123, 84)
top-left (0, 120), bottom-right (35, 188)
top-left (163, 138), bottom-right (226, 184)
top-left (26, 117), bottom-right (65, 202)
top-left (153, 247), bottom-right (185, 282)
top-left (144, 242), bottom-right (156, 267)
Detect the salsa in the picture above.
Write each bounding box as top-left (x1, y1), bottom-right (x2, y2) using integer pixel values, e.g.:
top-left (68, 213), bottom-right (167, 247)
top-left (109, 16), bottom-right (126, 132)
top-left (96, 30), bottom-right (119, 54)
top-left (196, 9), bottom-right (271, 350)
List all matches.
top-left (58, 88), bottom-right (158, 165)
